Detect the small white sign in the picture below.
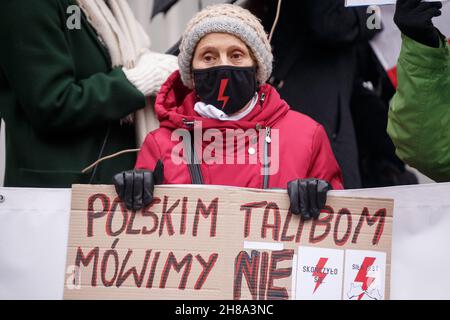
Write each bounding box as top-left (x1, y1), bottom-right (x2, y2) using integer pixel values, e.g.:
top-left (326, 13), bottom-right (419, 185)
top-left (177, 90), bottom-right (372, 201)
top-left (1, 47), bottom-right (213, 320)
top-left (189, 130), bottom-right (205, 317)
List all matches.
top-left (343, 250), bottom-right (387, 300)
top-left (295, 247), bottom-right (344, 300)
top-left (345, 0), bottom-right (445, 6)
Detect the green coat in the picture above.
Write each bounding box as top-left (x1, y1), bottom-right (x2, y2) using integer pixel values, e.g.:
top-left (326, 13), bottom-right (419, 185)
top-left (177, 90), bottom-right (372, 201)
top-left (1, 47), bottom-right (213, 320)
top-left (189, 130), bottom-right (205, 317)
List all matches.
top-left (387, 35), bottom-right (450, 182)
top-left (0, 0), bottom-right (146, 187)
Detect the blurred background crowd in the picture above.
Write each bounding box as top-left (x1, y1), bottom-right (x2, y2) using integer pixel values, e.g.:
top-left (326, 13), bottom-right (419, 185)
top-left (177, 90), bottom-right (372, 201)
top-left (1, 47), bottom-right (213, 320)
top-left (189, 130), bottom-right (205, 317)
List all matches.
top-left (0, 0), bottom-right (440, 187)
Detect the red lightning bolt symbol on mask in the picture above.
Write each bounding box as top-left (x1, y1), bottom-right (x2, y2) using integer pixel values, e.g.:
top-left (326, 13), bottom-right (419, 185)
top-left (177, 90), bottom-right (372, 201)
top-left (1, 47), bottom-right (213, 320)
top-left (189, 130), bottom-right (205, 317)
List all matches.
top-left (217, 78), bottom-right (230, 110)
top-left (354, 257), bottom-right (376, 300)
top-left (312, 257), bottom-right (329, 294)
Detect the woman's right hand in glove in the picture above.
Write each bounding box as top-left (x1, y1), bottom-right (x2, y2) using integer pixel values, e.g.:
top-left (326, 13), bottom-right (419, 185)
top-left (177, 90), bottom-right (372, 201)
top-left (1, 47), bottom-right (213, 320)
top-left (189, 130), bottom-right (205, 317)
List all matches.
top-left (394, 0), bottom-right (443, 48)
top-left (113, 170), bottom-right (156, 211)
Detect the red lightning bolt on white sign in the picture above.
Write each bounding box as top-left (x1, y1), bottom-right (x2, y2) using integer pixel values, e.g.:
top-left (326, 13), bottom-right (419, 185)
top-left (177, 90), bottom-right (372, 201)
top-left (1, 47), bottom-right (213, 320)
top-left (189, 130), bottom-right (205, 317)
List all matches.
top-left (217, 78), bottom-right (230, 109)
top-left (312, 257), bottom-right (329, 294)
top-left (354, 257), bottom-right (376, 300)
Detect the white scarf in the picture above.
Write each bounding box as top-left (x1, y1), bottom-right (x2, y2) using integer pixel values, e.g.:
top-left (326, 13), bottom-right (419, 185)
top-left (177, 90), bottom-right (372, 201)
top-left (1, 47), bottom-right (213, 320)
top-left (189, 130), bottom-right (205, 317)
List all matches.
top-left (194, 94), bottom-right (259, 121)
top-left (77, 0), bottom-right (158, 147)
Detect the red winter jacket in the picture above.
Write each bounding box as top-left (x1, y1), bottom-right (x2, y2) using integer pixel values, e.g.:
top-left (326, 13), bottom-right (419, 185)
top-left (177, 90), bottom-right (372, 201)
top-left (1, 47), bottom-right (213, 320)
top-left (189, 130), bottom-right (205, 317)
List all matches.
top-left (136, 71), bottom-right (344, 190)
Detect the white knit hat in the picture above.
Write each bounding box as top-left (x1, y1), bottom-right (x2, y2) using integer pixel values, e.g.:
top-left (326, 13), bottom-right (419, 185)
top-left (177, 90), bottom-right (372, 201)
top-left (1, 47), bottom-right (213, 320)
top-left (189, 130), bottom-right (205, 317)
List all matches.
top-left (178, 4), bottom-right (273, 89)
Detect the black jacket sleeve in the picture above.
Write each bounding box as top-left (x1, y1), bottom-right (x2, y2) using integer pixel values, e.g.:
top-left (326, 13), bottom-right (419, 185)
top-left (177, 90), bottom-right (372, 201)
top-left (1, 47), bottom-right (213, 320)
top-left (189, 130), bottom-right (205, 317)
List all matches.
top-left (303, 0), bottom-right (380, 47)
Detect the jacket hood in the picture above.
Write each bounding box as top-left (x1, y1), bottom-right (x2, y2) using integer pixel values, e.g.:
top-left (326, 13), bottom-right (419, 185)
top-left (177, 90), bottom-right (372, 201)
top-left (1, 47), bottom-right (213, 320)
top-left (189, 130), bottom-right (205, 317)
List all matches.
top-left (154, 70), bottom-right (290, 131)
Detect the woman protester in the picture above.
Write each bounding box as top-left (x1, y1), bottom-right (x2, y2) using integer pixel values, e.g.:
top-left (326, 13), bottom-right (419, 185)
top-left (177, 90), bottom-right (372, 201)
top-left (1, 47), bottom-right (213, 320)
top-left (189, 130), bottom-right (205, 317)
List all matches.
top-left (0, 0), bottom-right (177, 187)
top-left (388, 0), bottom-right (450, 181)
top-left (113, 4), bottom-right (344, 220)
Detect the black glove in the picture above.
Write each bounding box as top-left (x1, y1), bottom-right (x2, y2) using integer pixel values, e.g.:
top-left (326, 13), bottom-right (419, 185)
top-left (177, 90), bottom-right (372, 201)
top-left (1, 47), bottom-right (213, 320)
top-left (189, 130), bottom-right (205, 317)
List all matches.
top-left (287, 178), bottom-right (332, 220)
top-left (113, 170), bottom-right (157, 211)
top-left (394, 0), bottom-right (443, 48)
top-left (113, 161), bottom-right (164, 211)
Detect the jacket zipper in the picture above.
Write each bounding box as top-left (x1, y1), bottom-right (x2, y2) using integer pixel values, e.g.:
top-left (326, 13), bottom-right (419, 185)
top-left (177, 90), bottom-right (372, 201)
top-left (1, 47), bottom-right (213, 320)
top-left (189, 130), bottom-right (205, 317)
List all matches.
top-left (189, 130), bottom-right (204, 184)
top-left (263, 127), bottom-right (271, 189)
top-left (260, 92), bottom-right (266, 105)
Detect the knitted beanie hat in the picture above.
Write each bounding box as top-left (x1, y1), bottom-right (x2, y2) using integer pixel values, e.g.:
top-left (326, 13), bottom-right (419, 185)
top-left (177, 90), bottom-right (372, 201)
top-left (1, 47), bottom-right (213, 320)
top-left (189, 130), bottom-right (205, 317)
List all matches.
top-left (178, 4), bottom-right (273, 89)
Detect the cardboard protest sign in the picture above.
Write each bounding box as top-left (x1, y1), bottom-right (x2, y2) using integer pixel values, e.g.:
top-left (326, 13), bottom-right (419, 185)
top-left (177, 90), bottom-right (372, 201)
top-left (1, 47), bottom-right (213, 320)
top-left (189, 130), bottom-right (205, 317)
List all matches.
top-left (345, 0), bottom-right (445, 6)
top-left (63, 184), bottom-right (393, 300)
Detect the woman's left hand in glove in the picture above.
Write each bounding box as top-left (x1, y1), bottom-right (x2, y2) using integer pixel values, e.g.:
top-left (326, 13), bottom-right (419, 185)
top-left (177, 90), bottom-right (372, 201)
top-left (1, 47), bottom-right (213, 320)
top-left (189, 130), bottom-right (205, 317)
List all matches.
top-left (287, 178), bottom-right (332, 220)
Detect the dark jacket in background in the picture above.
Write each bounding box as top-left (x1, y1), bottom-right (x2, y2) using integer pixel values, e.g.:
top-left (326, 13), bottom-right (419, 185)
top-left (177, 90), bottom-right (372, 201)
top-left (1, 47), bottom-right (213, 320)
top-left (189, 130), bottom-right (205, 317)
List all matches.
top-left (351, 43), bottom-right (417, 188)
top-left (0, 0), bottom-right (146, 187)
top-left (245, 0), bottom-right (379, 189)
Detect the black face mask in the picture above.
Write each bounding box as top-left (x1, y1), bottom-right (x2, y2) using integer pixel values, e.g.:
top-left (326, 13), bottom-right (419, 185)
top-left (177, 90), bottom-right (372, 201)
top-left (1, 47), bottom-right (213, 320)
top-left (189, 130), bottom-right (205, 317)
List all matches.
top-left (193, 65), bottom-right (257, 115)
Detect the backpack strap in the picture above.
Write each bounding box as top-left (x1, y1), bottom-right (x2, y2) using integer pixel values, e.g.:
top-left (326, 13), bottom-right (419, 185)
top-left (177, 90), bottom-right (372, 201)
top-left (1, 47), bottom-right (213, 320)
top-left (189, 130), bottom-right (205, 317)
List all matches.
top-left (182, 130), bottom-right (204, 185)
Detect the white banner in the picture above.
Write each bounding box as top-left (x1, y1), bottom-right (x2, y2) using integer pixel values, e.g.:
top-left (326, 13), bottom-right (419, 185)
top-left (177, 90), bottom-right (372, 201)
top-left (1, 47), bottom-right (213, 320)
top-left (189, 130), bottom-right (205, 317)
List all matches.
top-left (1, 183), bottom-right (450, 299)
top-left (0, 188), bottom-right (71, 299)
